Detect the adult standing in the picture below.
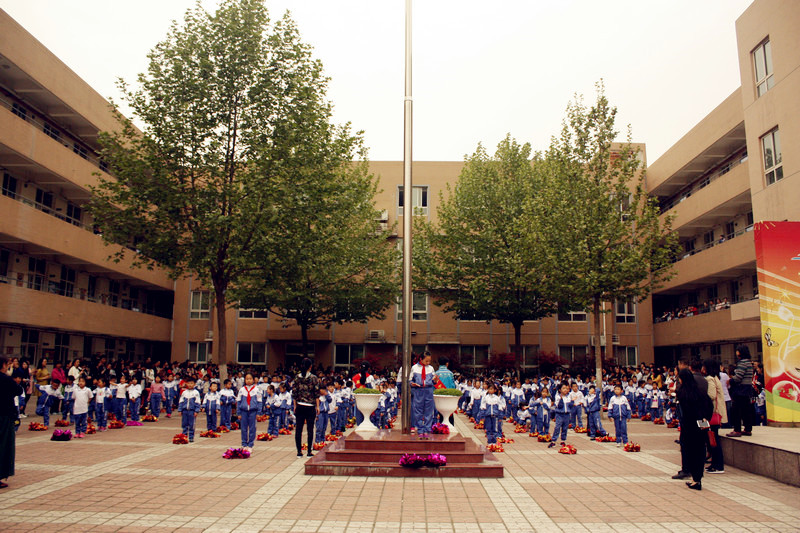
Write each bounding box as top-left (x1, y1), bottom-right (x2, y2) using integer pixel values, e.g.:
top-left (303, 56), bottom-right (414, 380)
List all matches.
top-left (68, 359), bottom-right (81, 383)
top-left (676, 368), bottom-right (712, 491)
top-left (702, 359), bottom-right (727, 474)
top-left (0, 356), bottom-right (23, 489)
top-left (293, 358), bottom-right (318, 458)
top-left (727, 345), bottom-right (755, 437)
top-left (719, 366), bottom-right (732, 428)
top-left (34, 359), bottom-right (50, 397)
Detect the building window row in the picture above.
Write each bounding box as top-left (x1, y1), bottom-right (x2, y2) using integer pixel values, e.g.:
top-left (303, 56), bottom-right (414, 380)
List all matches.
top-left (753, 38), bottom-right (774, 97)
top-left (761, 128), bottom-right (783, 186)
top-left (398, 185), bottom-right (428, 216)
top-left (658, 149), bottom-right (748, 213)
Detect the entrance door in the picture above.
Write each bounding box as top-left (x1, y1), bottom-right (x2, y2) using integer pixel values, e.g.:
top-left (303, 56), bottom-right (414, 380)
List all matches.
top-left (285, 343), bottom-right (315, 372)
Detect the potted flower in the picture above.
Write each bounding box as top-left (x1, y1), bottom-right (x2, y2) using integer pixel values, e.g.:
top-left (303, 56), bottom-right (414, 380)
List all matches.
top-left (433, 388), bottom-right (461, 434)
top-left (352, 387), bottom-right (382, 431)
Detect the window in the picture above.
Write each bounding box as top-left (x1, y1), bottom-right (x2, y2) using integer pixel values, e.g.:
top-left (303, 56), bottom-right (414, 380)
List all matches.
top-left (559, 345), bottom-right (587, 362)
top-left (105, 338), bottom-right (117, 359)
top-left (753, 39), bottom-right (774, 97)
top-left (460, 345), bottom-right (489, 368)
top-left (398, 186), bottom-right (428, 216)
top-left (707, 285), bottom-right (718, 301)
top-left (54, 333), bottom-right (70, 365)
top-left (87, 275), bottom-right (97, 301)
top-left (58, 266), bottom-right (76, 298)
top-left (238, 308), bottom-right (268, 319)
top-left (11, 102), bottom-right (27, 120)
top-left (21, 329), bottom-right (39, 363)
top-left (66, 203), bottom-right (82, 226)
top-left (710, 345), bottom-right (721, 357)
top-left (615, 346), bottom-right (637, 366)
top-left (188, 342), bottom-right (210, 363)
top-left (26, 258), bottom-right (46, 291)
top-left (0, 249), bottom-right (8, 281)
top-left (746, 211), bottom-right (754, 227)
top-left (725, 222), bottom-right (736, 240)
top-left (335, 344), bottom-right (364, 369)
top-left (730, 280), bottom-right (740, 303)
top-left (237, 343), bottom-right (267, 365)
top-left (35, 188), bottom-right (53, 213)
top-left (762, 128), bottom-right (783, 185)
top-left (125, 340), bottom-right (136, 360)
top-left (703, 230), bottom-right (715, 247)
top-left (2, 173), bottom-right (17, 199)
top-left (521, 345), bottom-right (540, 368)
top-left (752, 274), bottom-right (759, 297)
top-left (43, 122), bottom-right (61, 142)
top-left (397, 291), bottom-right (428, 321)
top-left (108, 280), bottom-right (120, 307)
top-left (73, 143), bottom-right (88, 160)
top-left (683, 238), bottom-right (696, 254)
top-left (558, 309), bottom-right (587, 322)
top-left (190, 290), bottom-right (210, 319)
top-left (615, 299), bottom-right (636, 323)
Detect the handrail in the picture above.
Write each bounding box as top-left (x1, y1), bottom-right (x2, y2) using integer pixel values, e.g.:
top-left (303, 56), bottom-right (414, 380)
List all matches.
top-left (673, 224), bottom-right (753, 264)
top-left (659, 151), bottom-right (748, 213)
top-left (654, 295), bottom-right (758, 324)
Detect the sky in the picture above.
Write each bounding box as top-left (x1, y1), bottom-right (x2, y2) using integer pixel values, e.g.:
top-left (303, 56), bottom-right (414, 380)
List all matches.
top-left (0, 0), bottom-right (754, 164)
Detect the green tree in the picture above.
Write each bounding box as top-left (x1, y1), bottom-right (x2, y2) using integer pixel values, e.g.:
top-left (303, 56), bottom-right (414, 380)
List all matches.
top-left (89, 0), bottom-right (342, 365)
top-left (534, 82), bottom-right (679, 385)
top-left (235, 160), bottom-right (401, 359)
top-left (414, 135), bottom-right (560, 370)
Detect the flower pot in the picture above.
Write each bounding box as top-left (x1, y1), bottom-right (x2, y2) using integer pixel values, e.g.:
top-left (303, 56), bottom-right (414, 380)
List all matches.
top-left (354, 394), bottom-right (380, 432)
top-left (433, 395), bottom-right (459, 434)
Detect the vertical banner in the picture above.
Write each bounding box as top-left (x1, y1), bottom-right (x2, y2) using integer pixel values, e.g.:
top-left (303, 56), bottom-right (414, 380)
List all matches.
top-left (754, 221), bottom-right (800, 425)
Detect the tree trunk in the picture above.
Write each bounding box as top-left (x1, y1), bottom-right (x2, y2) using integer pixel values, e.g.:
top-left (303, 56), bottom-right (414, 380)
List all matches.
top-left (593, 296), bottom-right (603, 389)
top-left (300, 321), bottom-right (310, 362)
top-left (214, 284), bottom-right (228, 366)
top-left (513, 320), bottom-right (523, 374)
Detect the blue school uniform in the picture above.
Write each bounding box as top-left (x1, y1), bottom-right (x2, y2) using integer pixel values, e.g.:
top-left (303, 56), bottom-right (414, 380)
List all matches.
top-left (164, 380), bottom-right (178, 413)
top-left (315, 394), bottom-right (329, 444)
top-left (149, 387), bottom-right (163, 417)
top-left (36, 385), bottom-right (63, 427)
top-left (536, 397), bottom-right (552, 435)
top-left (178, 389), bottom-right (201, 441)
top-left (203, 391), bottom-right (220, 431)
top-left (584, 393), bottom-right (606, 437)
top-left (61, 384), bottom-right (75, 423)
top-left (608, 395), bottom-right (632, 444)
top-left (237, 385), bottom-right (261, 448)
top-left (480, 393), bottom-right (506, 444)
top-left (410, 363), bottom-right (436, 434)
top-left (509, 388), bottom-right (525, 424)
top-left (219, 388), bottom-right (236, 428)
top-left (94, 387), bottom-right (111, 429)
top-left (551, 394), bottom-right (572, 442)
top-left (265, 393), bottom-right (279, 436)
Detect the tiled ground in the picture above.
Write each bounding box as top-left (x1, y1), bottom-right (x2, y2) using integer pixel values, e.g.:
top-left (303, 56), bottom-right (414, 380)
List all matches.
top-left (3, 409), bottom-right (799, 533)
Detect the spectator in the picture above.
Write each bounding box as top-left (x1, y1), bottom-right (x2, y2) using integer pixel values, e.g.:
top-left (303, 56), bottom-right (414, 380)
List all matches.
top-left (0, 356), bottom-right (23, 489)
top-left (676, 368), bottom-right (713, 490)
top-left (727, 345), bottom-right (755, 437)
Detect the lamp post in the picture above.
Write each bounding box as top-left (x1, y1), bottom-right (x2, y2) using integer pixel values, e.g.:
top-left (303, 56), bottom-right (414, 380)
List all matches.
top-left (401, 0), bottom-right (413, 434)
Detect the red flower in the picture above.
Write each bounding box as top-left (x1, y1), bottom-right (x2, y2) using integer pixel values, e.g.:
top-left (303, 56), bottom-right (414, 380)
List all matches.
top-left (172, 433), bottom-right (189, 445)
top-left (558, 444), bottom-right (577, 454)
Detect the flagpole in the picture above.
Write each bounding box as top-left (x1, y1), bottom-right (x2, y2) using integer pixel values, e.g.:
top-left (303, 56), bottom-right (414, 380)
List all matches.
top-left (401, 0), bottom-right (413, 434)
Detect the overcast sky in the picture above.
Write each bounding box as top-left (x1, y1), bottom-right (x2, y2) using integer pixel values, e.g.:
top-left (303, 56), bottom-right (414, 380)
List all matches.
top-left (1, 0), bottom-right (753, 163)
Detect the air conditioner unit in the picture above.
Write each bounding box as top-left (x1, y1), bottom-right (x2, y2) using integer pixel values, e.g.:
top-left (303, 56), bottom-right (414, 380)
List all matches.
top-left (367, 329), bottom-right (385, 341)
top-left (377, 210), bottom-right (389, 222)
top-left (591, 335), bottom-right (607, 346)
top-left (612, 334), bottom-right (620, 345)
top-left (205, 330), bottom-right (214, 341)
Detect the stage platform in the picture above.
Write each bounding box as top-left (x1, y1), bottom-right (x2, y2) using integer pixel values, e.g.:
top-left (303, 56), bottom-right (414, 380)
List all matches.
top-left (304, 430), bottom-right (504, 478)
top-left (720, 426), bottom-right (800, 487)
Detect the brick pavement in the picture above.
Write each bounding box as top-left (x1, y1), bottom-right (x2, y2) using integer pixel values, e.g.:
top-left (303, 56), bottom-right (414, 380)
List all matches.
top-left (2, 410), bottom-right (799, 532)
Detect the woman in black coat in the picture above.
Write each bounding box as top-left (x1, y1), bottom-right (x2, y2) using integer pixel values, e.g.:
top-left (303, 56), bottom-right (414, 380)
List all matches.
top-left (0, 356), bottom-right (24, 488)
top-left (676, 368), bottom-right (713, 490)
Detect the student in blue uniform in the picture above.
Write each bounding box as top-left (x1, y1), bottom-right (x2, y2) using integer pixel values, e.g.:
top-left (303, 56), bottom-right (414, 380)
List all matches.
top-left (177, 378), bottom-right (201, 442)
top-left (164, 374), bottom-right (178, 418)
top-left (237, 373), bottom-right (261, 453)
top-left (265, 386), bottom-right (279, 436)
top-left (93, 378), bottom-right (110, 431)
top-left (549, 382), bottom-right (572, 448)
top-left (584, 385), bottom-right (607, 438)
top-left (219, 380), bottom-right (236, 429)
top-left (36, 379), bottom-right (63, 428)
top-left (61, 376), bottom-right (75, 424)
top-left (537, 388), bottom-right (552, 436)
top-left (314, 385), bottom-right (329, 445)
top-left (409, 352), bottom-right (436, 434)
top-left (203, 382), bottom-right (220, 431)
top-left (480, 383), bottom-right (505, 444)
top-left (608, 384), bottom-right (632, 447)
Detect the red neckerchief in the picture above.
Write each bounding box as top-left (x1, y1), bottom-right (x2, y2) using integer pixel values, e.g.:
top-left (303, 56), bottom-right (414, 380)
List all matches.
top-left (244, 385), bottom-right (255, 406)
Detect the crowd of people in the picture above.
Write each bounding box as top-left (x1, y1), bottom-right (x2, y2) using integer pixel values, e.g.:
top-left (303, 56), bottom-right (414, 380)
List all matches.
top-left (655, 298), bottom-right (731, 322)
top-left (1, 347), bottom-right (764, 492)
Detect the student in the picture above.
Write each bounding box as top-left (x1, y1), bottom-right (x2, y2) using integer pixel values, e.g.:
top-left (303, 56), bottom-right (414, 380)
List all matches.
top-left (277, 383), bottom-right (290, 430)
top-left (608, 384), bottom-right (632, 447)
top-left (537, 389), bottom-right (552, 436)
top-left (178, 378), bottom-right (201, 442)
top-left (469, 380), bottom-right (483, 421)
top-left (480, 383), bottom-right (505, 444)
top-left (163, 374), bottom-right (178, 417)
top-left (149, 375), bottom-right (165, 417)
top-left (12, 375), bottom-right (25, 432)
top-left (568, 382), bottom-right (584, 429)
top-left (509, 382), bottom-right (525, 424)
top-left (203, 382), bottom-right (220, 431)
top-left (326, 384), bottom-right (338, 436)
top-left (35, 379), bottom-right (63, 428)
top-left (128, 377), bottom-right (143, 422)
top-left (410, 352), bottom-right (436, 434)
top-left (264, 385), bottom-right (278, 436)
top-left (114, 375), bottom-right (129, 423)
top-left (219, 379), bottom-right (236, 429)
top-left (584, 385), bottom-right (606, 438)
top-left (71, 377), bottom-right (94, 438)
top-left (549, 383), bottom-right (572, 448)
top-left (237, 373), bottom-right (261, 453)
top-left (61, 376), bottom-right (76, 424)
top-left (94, 378), bottom-right (110, 431)
top-left (315, 385), bottom-right (329, 445)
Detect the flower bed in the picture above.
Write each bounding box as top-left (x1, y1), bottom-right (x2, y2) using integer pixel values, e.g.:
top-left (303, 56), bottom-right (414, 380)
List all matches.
top-left (51, 429), bottom-right (72, 441)
top-left (398, 453), bottom-right (447, 468)
top-left (172, 433), bottom-right (189, 444)
top-left (431, 423), bottom-right (450, 435)
top-left (223, 447), bottom-right (250, 459)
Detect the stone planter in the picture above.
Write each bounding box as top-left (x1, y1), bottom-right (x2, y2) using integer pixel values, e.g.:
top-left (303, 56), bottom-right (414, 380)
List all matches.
top-left (434, 395), bottom-right (460, 434)
top-left (354, 394), bottom-right (381, 432)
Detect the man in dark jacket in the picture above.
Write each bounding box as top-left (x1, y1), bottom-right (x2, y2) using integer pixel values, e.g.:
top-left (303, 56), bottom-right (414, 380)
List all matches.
top-left (726, 345), bottom-right (754, 437)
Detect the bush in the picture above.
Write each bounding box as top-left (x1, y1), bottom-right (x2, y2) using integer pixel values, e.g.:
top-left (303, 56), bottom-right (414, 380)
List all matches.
top-left (433, 388), bottom-right (462, 396)
top-left (353, 387), bottom-right (381, 394)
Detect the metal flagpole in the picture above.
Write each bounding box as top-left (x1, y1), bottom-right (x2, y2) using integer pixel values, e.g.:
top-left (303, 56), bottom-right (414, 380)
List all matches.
top-left (401, 0), bottom-right (413, 434)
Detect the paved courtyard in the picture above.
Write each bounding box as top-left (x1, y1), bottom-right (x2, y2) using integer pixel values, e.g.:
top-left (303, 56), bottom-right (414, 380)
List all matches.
top-left (2, 411), bottom-right (799, 533)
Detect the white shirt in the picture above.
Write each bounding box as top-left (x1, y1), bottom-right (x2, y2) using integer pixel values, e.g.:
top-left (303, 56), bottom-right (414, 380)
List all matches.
top-left (719, 372), bottom-right (732, 402)
top-left (72, 386), bottom-right (94, 415)
top-left (115, 383), bottom-right (128, 399)
top-left (128, 384), bottom-right (142, 400)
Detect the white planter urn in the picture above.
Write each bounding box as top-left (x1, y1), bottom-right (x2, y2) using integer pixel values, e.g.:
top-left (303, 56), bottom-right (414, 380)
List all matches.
top-left (354, 393), bottom-right (380, 432)
top-left (433, 394), bottom-right (460, 434)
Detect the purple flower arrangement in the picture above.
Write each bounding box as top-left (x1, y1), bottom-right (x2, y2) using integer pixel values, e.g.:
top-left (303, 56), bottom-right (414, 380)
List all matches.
top-left (431, 423), bottom-right (450, 435)
top-left (398, 453), bottom-right (447, 468)
top-left (223, 447), bottom-right (251, 459)
top-left (126, 421), bottom-right (143, 426)
top-left (51, 429), bottom-right (72, 441)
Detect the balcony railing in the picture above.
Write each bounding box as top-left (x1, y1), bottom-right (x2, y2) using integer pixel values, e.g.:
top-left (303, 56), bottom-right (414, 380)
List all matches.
top-left (0, 270), bottom-right (171, 319)
top-left (674, 223), bottom-right (754, 264)
top-left (1, 187), bottom-right (95, 232)
top-left (654, 295), bottom-right (758, 324)
top-left (660, 152), bottom-right (748, 213)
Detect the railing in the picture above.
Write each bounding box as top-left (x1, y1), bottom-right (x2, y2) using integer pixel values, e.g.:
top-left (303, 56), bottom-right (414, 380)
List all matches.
top-left (659, 152), bottom-right (748, 213)
top-left (1, 187), bottom-right (96, 232)
top-left (674, 223), bottom-right (754, 264)
top-left (0, 90), bottom-right (108, 173)
top-left (654, 295), bottom-right (758, 324)
top-left (0, 270), bottom-right (171, 319)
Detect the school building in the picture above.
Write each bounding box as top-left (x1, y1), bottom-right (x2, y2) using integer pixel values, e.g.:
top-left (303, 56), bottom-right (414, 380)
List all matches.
top-left (0, 0), bottom-right (797, 372)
